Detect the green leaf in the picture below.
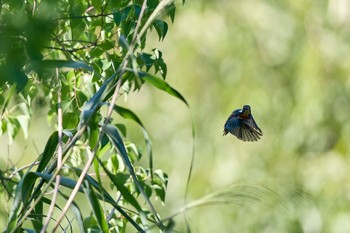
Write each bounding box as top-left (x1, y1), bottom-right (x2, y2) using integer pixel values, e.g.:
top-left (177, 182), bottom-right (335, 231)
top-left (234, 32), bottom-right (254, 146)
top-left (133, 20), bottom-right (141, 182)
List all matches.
top-left (33, 200), bottom-right (43, 232)
top-left (113, 6), bottom-right (132, 26)
top-left (71, 201), bottom-right (85, 233)
top-left (36, 131), bottom-right (58, 173)
top-left (71, 168), bottom-right (145, 232)
top-left (88, 114), bottom-right (100, 149)
top-left (82, 180), bottom-right (109, 233)
top-left (100, 40), bottom-right (115, 51)
top-left (139, 52), bottom-right (154, 71)
top-left (140, 72), bottom-right (189, 107)
top-left (6, 117), bottom-right (20, 144)
top-left (103, 125), bottom-right (133, 179)
top-left (95, 156), bottom-right (144, 216)
top-left (83, 216), bottom-right (99, 232)
top-left (78, 75), bottom-right (113, 129)
top-left (90, 47), bottom-right (104, 58)
top-left (166, 3), bottom-right (176, 23)
top-left (113, 105), bottom-right (144, 127)
top-left (21, 172), bottom-right (40, 205)
top-left (152, 170), bottom-right (168, 203)
top-left (4, 177), bottom-right (25, 232)
top-left (115, 123), bottom-right (127, 137)
top-left (62, 112), bottom-right (79, 129)
top-left (153, 20), bottom-right (168, 41)
top-left (113, 105), bottom-right (153, 178)
top-left (103, 124), bottom-right (162, 226)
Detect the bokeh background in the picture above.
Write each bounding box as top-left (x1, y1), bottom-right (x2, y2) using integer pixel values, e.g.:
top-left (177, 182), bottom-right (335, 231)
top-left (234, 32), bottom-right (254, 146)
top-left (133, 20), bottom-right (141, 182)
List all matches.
top-left (2, 0), bottom-right (350, 232)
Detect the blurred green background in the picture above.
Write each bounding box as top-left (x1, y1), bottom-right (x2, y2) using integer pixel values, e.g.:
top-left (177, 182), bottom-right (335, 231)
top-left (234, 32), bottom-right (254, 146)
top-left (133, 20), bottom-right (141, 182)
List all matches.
top-left (2, 0), bottom-right (350, 232)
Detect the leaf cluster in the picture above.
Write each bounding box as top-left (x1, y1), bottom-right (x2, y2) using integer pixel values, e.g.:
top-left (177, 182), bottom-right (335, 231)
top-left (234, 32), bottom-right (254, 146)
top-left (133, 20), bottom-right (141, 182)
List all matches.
top-left (0, 0), bottom-right (186, 232)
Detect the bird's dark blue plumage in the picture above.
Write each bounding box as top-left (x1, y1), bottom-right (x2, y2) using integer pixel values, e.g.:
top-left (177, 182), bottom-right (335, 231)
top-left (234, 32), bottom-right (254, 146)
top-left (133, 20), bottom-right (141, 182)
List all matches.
top-left (223, 105), bottom-right (263, 142)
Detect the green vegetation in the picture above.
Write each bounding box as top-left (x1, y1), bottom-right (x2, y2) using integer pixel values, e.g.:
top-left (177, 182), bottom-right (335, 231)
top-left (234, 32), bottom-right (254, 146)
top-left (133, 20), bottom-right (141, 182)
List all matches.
top-left (1, 0), bottom-right (349, 232)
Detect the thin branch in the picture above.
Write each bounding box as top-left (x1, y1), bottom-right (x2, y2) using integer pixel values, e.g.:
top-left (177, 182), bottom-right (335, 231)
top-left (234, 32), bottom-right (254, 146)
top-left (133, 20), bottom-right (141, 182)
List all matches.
top-left (50, 33), bottom-right (72, 60)
top-left (138, 0), bottom-right (174, 39)
top-left (15, 1), bottom-right (178, 232)
top-left (5, 161), bottom-right (40, 180)
top-left (131, 0), bottom-right (148, 46)
top-left (14, 124), bottom-right (88, 231)
top-left (54, 12), bottom-right (114, 21)
top-left (44, 44), bottom-right (96, 53)
top-left (52, 0), bottom-right (168, 230)
top-left (41, 68), bottom-right (63, 233)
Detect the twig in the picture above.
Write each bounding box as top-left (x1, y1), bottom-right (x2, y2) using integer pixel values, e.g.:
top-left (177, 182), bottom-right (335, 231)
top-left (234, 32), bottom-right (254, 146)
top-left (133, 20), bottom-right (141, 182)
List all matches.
top-left (40, 68), bottom-right (63, 232)
top-left (44, 44), bottom-right (96, 53)
top-left (15, 124), bottom-right (88, 231)
top-left (5, 161), bottom-right (40, 180)
top-left (16, 0), bottom-right (176, 231)
top-left (52, 0), bottom-right (169, 230)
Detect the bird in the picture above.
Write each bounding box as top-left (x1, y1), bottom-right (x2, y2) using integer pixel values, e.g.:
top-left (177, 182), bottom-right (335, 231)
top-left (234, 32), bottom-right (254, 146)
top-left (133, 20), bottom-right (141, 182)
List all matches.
top-left (223, 105), bottom-right (263, 142)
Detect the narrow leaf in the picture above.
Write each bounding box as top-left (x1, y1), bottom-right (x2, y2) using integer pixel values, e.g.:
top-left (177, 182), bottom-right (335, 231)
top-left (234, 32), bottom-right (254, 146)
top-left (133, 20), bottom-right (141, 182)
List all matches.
top-left (71, 168), bottom-right (145, 232)
top-left (36, 131), bottom-right (58, 172)
top-left (113, 105), bottom-right (144, 127)
top-left (33, 200), bottom-right (43, 232)
top-left (4, 177), bottom-right (25, 232)
top-left (113, 105), bottom-right (155, 179)
top-left (82, 180), bottom-right (109, 232)
top-left (103, 124), bottom-right (163, 227)
top-left (166, 3), bottom-right (176, 23)
top-left (22, 172), bottom-right (40, 204)
top-left (78, 73), bottom-right (117, 128)
top-left (32, 172), bottom-right (83, 191)
top-left (140, 72), bottom-right (189, 107)
top-left (95, 156), bottom-right (143, 213)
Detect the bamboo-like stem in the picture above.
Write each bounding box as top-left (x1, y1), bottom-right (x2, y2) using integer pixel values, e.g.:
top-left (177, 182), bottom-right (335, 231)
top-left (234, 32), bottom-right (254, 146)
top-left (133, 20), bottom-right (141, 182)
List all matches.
top-left (40, 68), bottom-right (63, 232)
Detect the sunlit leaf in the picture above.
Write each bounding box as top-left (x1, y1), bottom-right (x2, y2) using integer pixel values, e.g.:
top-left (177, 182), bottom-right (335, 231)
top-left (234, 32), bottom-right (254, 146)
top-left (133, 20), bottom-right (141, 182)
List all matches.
top-left (113, 105), bottom-right (144, 127)
top-left (62, 112), bottom-right (79, 129)
top-left (115, 123), bottom-right (127, 137)
top-left (16, 115), bottom-right (30, 138)
top-left (140, 72), bottom-right (189, 106)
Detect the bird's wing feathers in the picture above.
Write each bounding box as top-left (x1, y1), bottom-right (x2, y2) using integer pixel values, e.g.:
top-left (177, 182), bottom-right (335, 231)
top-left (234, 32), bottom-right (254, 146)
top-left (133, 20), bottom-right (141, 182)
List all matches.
top-left (239, 128), bottom-right (261, 142)
top-left (223, 109), bottom-right (262, 142)
top-left (244, 117), bottom-right (263, 136)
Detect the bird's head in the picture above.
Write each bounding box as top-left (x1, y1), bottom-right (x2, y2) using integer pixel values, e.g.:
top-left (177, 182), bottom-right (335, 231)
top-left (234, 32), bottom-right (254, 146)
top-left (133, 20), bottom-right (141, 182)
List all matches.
top-left (241, 105), bottom-right (251, 117)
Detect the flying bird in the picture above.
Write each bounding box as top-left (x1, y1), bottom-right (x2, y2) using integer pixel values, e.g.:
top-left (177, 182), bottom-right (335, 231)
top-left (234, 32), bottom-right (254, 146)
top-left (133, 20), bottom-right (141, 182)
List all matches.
top-left (223, 105), bottom-right (263, 142)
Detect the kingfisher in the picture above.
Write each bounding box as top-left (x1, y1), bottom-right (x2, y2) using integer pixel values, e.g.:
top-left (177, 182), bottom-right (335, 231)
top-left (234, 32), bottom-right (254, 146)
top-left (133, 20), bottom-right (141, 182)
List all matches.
top-left (223, 105), bottom-right (263, 142)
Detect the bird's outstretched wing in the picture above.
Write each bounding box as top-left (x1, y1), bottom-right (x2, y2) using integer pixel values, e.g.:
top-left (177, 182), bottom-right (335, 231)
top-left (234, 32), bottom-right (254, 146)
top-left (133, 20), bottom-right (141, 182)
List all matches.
top-left (244, 116), bottom-right (263, 136)
top-left (223, 108), bottom-right (263, 142)
top-left (238, 127), bottom-right (262, 142)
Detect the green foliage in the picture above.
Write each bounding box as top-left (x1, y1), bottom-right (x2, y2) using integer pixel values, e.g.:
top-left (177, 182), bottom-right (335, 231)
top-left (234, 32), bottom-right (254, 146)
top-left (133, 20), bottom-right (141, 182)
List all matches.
top-left (0, 0), bottom-right (311, 233)
top-left (0, 0), bottom-right (184, 232)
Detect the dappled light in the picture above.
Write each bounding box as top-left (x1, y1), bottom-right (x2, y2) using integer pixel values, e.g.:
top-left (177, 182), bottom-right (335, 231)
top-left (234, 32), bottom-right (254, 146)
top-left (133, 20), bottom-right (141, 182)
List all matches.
top-left (1, 0), bottom-right (350, 232)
